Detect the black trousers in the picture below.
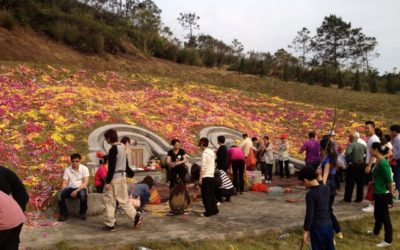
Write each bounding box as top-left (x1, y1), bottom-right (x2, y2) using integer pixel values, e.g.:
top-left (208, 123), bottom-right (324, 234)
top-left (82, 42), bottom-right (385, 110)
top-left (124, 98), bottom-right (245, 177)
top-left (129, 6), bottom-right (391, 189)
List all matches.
top-left (0, 224), bottom-right (23, 250)
top-left (232, 160), bottom-right (245, 192)
top-left (373, 193), bottom-right (393, 243)
top-left (329, 194), bottom-right (341, 233)
top-left (344, 163), bottom-right (364, 202)
top-left (169, 164), bottom-right (187, 189)
top-left (215, 187), bottom-right (234, 202)
top-left (279, 160), bottom-right (290, 179)
top-left (201, 177), bottom-right (219, 216)
top-left (58, 187), bottom-right (88, 216)
top-left (260, 162), bottom-right (273, 181)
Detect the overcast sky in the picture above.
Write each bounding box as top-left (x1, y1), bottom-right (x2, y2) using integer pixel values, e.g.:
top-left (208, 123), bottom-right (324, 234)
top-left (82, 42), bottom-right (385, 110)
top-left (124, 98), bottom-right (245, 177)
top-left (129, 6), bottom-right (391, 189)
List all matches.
top-left (154, 0), bottom-right (399, 73)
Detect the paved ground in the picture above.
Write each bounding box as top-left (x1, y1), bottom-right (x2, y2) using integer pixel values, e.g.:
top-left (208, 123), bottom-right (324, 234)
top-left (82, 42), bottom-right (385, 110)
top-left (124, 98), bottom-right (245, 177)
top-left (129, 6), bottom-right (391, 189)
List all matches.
top-left (20, 180), bottom-right (392, 249)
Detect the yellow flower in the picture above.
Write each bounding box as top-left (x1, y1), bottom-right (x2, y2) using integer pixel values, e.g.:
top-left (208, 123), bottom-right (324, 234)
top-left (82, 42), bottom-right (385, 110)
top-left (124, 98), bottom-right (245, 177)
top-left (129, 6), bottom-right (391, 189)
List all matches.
top-left (65, 134), bottom-right (75, 142)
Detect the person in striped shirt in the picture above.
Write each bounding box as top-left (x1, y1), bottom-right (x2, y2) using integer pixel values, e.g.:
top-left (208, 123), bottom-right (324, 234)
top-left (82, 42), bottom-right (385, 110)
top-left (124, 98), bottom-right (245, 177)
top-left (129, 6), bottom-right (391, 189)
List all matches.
top-left (215, 169), bottom-right (234, 202)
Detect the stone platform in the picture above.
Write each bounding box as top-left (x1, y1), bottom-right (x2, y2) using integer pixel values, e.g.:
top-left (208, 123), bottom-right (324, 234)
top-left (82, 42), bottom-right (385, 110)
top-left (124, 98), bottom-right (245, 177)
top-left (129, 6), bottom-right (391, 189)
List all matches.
top-left (21, 179), bottom-right (394, 249)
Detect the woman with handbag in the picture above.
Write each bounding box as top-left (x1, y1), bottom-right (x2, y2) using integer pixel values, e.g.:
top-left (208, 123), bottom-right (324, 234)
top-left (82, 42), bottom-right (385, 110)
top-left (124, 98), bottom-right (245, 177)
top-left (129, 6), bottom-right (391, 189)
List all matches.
top-left (368, 142), bottom-right (394, 248)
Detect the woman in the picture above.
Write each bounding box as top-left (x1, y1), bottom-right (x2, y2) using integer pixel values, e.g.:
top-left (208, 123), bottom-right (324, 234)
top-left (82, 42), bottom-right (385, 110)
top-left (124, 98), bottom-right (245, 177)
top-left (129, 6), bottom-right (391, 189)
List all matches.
top-left (369, 142), bottom-right (393, 247)
top-left (167, 139), bottom-right (188, 189)
top-left (259, 136), bottom-right (274, 184)
top-left (318, 136), bottom-right (343, 240)
top-left (94, 154), bottom-right (108, 193)
top-left (278, 134), bottom-right (290, 181)
top-left (228, 145), bottom-right (245, 195)
top-left (129, 176), bottom-right (154, 212)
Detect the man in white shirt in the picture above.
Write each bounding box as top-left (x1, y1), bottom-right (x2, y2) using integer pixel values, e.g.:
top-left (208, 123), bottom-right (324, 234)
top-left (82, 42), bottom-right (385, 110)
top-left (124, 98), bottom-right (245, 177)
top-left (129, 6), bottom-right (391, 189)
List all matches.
top-left (239, 133), bottom-right (253, 158)
top-left (58, 153), bottom-right (89, 221)
top-left (363, 121), bottom-right (381, 213)
top-left (198, 137), bottom-right (219, 217)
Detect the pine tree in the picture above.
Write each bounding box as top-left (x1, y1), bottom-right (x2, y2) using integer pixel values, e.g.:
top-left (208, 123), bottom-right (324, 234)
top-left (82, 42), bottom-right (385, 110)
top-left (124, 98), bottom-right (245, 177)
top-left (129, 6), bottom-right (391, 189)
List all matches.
top-left (385, 74), bottom-right (396, 94)
top-left (283, 63), bottom-right (289, 81)
top-left (322, 67), bottom-right (330, 87)
top-left (353, 70), bottom-right (361, 91)
top-left (337, 70), bottom-right (344, 89)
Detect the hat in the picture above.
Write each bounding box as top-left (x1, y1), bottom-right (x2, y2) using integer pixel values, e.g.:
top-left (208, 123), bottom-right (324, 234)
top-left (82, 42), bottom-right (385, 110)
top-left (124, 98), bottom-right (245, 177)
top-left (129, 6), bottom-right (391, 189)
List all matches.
top-left (280, 134), bottom-right (287, 139)
top-left (328, 131), bottom-right (336, 136)
top-left (353, 132), bottom-right (361, 138)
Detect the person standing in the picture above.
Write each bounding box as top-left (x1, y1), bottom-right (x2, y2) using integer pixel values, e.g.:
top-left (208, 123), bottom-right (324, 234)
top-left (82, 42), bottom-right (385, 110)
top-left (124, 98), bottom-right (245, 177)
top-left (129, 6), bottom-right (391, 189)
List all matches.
top-left (198, 138), bottom-right (219, 217)
top-left (103, 129), bottom-right (142, 231)
top-left (299, 131), bottom-right (321, 171)
top-left (259, 136), bottom-right (274, 183)
top-left (239, 133), bottom-right (253, 158)
top-left (57, 153), bottom-right (89, 221)
top-left (363, 121), bottom-right (381, 213)
top-left (166, 139), bottom-right (188, 189)
top-left (368, 142), bottom-right (394, 248)
top-left (0, 191), bottom-right (26, 250)
top-left (390, 125), bottom-right (400, 201)
top-left (318, 136), bottom-right (343, 240)
top-left (228, 145), bottom-right (246, 195)
top-left (216, 136), bottom-right (229, 172)
top-left (299, 167), bottom-right (335, 250)
top-left (278, 134), bottom-right (290, 181)
top-left (0, 166), bottom-right (29, 211)
top-left (344, 133), bottom-right (367, 202)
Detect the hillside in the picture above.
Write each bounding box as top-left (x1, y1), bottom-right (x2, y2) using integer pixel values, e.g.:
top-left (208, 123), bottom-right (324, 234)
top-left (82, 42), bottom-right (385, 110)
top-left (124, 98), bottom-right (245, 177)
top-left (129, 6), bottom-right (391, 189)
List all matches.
top-left (0, 26), bottom-right (398, 211)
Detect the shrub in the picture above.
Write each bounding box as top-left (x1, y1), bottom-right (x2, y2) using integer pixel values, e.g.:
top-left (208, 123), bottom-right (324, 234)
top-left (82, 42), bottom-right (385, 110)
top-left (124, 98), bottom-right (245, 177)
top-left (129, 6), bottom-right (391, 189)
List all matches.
top-left (0, 10), bottom-right (16, 30)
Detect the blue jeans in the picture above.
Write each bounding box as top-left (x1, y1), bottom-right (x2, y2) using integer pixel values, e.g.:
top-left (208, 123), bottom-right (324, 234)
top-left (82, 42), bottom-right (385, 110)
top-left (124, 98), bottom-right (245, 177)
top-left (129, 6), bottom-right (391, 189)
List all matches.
top-left (310, 224), bottom-right (335, 250)
top-left (58, 187), bottom-right (88, 216)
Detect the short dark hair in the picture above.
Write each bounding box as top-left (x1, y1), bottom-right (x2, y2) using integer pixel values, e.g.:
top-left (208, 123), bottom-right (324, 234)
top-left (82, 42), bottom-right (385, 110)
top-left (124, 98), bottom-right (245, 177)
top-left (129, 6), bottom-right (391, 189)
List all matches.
top-left (251, 137), bottom-right (258, 142)
top-left (99, 154), bottom-right (109, 165)
top-left (120, 136), bottom-right (131, 145)
top-left (70, 153), bottom-right (82, 161)
top-left (217, 135), bottom-right (225, 144)
top-left (263, 135), bottom-right (269, 140)
top-left (308, 131), bottom-right (316, 138)
top-left (390, 124), bottom-right (400, 133)
top-left (365, 121), bottom-right (375, 128)
top-left (104, 129), bottom-right (118, 143)
top-left (199, 137), bottom-right (209, 147)
top-left (298, 166), bottom-right (317, 181)
top-left (142, 176), bottom-right (154, 189)
top-left (242, 133), bottom-right (248, 139)
top-left (171, 139), bottom-right (181, 146)
top-left (384, 134), bottom-right (392, 145)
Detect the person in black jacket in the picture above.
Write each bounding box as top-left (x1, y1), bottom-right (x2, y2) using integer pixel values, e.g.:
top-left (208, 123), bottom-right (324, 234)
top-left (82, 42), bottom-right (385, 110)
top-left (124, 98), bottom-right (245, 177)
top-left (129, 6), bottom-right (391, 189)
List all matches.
top-left (216, 136), bottom-right (229, 172)
top-left (0, 166), bottom-right (29, 211)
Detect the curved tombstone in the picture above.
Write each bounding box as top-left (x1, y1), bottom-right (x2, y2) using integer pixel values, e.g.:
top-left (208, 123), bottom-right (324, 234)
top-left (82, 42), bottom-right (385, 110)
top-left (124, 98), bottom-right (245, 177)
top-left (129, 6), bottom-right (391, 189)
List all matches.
top-left (199, 126), bottom-right (243, 150)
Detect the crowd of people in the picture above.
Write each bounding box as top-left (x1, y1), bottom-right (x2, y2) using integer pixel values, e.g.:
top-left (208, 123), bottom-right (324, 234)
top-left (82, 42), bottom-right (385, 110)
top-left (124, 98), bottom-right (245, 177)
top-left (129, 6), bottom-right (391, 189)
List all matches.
top-left (1, 121), bottom-right (400, 249)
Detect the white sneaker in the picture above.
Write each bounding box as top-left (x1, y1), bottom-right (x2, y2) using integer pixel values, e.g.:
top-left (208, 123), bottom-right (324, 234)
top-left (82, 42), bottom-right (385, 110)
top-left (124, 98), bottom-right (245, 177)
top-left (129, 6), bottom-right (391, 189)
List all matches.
top-left (376, 241), bottom-right (391, 248)
top-left (217, 202), bottom-right (221, 206)
top-left (362, 204), bottom-right (374, 213)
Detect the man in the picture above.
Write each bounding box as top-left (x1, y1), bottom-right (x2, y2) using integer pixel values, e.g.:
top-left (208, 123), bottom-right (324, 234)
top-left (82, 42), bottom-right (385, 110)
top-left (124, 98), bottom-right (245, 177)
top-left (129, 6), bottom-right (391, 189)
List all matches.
top-left (216, 136), bottom-right (229, 172)
top-left (299, 167), bottom-right (335, 250)
top-left (344, 133), bottom-right (367, 202)
top-left (58, 154), bottom-right (89, 221)
top-left (103, 129), bottom-right (142, 231)
top-left (299, 131), bottom-right (320, 171)
top-left (363, 121), bottom-right (381, 213)
top-left (199, 137), bottom-right (219, 217)
top-left (390, 124), bottom-right (400, 201)
top-left (354, 131), bottom-right (367, 148)
top-left (0, 166), bottom-right (29, 211)
top-left (0, 191), bottom-right (26, 250)
top-left (239, 133), bottom-right (253, 158)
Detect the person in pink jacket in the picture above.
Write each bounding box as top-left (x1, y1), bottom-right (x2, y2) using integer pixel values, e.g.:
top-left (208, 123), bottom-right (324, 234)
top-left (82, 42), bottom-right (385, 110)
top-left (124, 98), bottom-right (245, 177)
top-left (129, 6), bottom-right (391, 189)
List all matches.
top-left (228, 145), bottom-right (246, 195)
top-left (0, 190), bottom-right (26, 249)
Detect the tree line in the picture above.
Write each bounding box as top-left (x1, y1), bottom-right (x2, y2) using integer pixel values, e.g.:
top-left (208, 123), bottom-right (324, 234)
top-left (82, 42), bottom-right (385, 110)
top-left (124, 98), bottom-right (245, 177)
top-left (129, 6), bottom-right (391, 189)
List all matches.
top-left (0, 0), bottom-right (398, 94)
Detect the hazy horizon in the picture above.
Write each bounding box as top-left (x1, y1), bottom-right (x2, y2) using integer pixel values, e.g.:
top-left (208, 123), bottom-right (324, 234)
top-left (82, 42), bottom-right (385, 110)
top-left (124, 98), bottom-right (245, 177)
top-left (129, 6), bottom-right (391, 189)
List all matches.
top-left (154, 0), bottom-right (400, 74)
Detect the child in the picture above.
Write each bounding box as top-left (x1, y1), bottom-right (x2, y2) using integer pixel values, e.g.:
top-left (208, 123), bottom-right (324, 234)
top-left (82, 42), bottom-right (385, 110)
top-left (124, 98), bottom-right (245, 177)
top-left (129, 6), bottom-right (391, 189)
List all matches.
top-left (169, 181), bottom-right (191, 215)
top-left (129, 176), bottom-right (154, 212)
top-left (94, 154), bottom-right (108, 193)
top-left (299, 167), bottom-right (335, 250)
